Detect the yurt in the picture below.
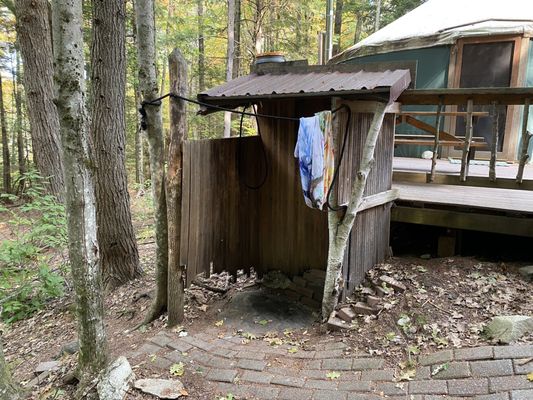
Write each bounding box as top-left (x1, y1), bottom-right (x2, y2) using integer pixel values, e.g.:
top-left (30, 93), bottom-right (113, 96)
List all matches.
top-left (331, 0), bottom-right (533, 161)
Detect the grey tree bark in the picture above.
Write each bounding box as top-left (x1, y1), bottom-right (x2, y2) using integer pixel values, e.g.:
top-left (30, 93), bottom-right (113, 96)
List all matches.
top-left (233, 0), bottom-right (241, 78)
top-left (135, 0), bottom-right (169, 324)
top-left (0, 337), bottom-right (20, 400)
top-left (167, 49), bottom-right (187, 327)
top-left (51, 0), bottom-right (107, 394)
top-left (15, 0), bottom-right (64, 200)
top-left (322, 102), bottom-right (387, 319)
top-left (0, 74), bottom-right (10, 194)
top-left (14, 50), bottom-right (26, 187)
top-left (223, 0), bottom-right (235, 138)
top-left (91, 0), bottom-right (142, 290)
top-left (374, 0), bottom-right (382, 32)
top-left (333, 0), bottom-right (343, 55)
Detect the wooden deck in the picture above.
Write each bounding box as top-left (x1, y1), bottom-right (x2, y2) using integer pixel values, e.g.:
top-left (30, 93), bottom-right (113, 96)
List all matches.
top-left (392, 157), bottom-right (533, 237)
top-left (393, 182), bottom-right (533, 214)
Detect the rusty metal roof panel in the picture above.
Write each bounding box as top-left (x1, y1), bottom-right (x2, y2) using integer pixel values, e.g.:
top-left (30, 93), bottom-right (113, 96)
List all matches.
top-left (199, 67), bottom-right (411, 106)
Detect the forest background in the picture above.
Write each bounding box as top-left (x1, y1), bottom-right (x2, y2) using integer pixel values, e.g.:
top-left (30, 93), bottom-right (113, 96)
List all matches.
top-left (0, 0), bottom-right (424, 193)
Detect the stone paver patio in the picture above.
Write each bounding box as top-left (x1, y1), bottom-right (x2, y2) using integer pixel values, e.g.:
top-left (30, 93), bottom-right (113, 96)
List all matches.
top-left (131, 330), bottom-right (533, 399)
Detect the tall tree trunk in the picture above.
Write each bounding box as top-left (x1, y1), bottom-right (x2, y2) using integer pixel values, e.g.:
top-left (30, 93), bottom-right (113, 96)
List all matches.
top-left (233, 0), bottom-right (241, 78)
top-left (0, 337), bottom-right (20, 400)
top-left (223, 0), bottom-right (235, 138)
top-left (167, 49), bottom-right (187, 327)
top-left (135, 0), bottom-right (169, 324)
top-left (333, 0), bottom-right (343, 55)
top-left (51, 0), bottom-right (107, 393)
top-left (322, 102), bottom-right (387, 319)
top-left (15, 0), bottom-right (64, 200)
top-left (134, 83), bottom-right (145, 187)
top-left (354, 11), bottom-right (362, 44)
top-left (0, 75), bottom-right (10, 194)
top-left (374, 0), bottom-right (381, 32)
top-left (14, 49), bottom-right (25, 187)
top-left (253, 0), bottom-right (264, 55)
top-left (91, 0), bottom-right (142, 290)
top-left (197, 0), bottom-right (205, 92)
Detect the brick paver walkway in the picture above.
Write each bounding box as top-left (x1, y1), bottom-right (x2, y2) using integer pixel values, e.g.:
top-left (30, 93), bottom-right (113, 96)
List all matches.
top-left (131, 330), bottom-right (533, 399)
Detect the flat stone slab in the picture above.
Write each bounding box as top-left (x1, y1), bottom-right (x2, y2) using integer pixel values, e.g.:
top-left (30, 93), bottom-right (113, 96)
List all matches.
top-left (34, 361), bottom-right (61, 375)
top-left (218, 287), bottom-right (315, 334)
top-left (134, 378), bottom-right (184, 399)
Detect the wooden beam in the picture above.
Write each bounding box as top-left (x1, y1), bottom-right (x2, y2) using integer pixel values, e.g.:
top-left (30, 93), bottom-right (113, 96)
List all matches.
top-left (392, 206), bottom-right (533, 238)
top-left (429, 102), bottom-right (444, 182)
top-left (489, 102), bottom-right (499, 182)
top-left (398, 110), bottom-right (489, 117)
top-left (398, 87), bottom-right (533, 106)
top-left (356, 189), bottom-right (399, 212)
top-left (393, 171), bottom-right (533, 191)
top-left (460, 99), bottom-right (474, 181)
top-left (516, 99), bottom-right (532, 183)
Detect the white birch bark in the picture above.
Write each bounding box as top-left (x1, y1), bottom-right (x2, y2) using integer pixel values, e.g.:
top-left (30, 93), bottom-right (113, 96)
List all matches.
top-left (51, 0), bottom-right (107, 393)
top-left (322, 102), bottom-right (387, 319)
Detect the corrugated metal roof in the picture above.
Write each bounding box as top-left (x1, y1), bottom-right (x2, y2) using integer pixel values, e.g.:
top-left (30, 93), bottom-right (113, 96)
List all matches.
top-left (198, 65), bottom-right (411, 111)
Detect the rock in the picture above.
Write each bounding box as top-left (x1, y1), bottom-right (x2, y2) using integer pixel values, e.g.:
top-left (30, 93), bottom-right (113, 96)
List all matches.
top-left (97, 357), bottom-right (135, 400)
top-left (352, 302), bottom-right (378, 315)
top-left (134, 378), bottom-right (185, 399)
top-left (336, 306), bottom-right (356, 322)
top-left (518, 265), bottom-right (533, 281)
top-left (61, 340), bottom-right (79, 355)
top-left (420, 253), bottom-right (431, 259)
top-left (379, 275), bottom-right (406, 292)
top-left (27, 371), bottom-right (51, 388)
top-left (327, 312), bottom-right (350, 331)
top-left (366, 296), bottom-right (381, 308)
top-left (34, 361), bottom-right (61, 376)
top-left (374, 286), bottom-right (390, 297)
top-left (485, 315), bottom-right (533, 344)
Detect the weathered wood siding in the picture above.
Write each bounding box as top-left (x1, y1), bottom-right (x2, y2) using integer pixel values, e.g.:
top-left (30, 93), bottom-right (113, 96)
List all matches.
top-left (179, 100), bottom-right (395, 294)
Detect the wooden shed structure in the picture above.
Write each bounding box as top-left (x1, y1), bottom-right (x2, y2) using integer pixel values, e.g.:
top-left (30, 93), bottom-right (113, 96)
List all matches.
top-left (179, 63), bottom-right (411, 296)
top-left (332, 0), bottom-right (533, 162)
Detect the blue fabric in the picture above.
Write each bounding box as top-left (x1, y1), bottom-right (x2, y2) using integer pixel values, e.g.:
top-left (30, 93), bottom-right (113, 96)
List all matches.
top-left (294, 115), bottom-right (325, 209)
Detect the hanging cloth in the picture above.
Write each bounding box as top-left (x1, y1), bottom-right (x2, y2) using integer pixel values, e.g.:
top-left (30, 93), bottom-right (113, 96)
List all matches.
top-left (294, 111), bottom-right (334, 209)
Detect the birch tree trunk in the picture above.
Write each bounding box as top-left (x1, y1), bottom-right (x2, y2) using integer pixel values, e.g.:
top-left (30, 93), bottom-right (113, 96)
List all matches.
top-left (0, 74), bottom-right (10, 194)
top-left (0, 337), bottom-right (20, 400)
top-left (322, 102), bottom-right (387, 319)
top-left (135, 0), bottom-right (169, 323)
top-left (51, 0), bottom-right (107, 393)
top-left (91, 0), bottom-right (142, 290)
top-left (167, 49), bottom-right (187, 327)
top-left (15, 0), bottom-right (64, 200)
top-left (223, 0), bottom-right (235, 138)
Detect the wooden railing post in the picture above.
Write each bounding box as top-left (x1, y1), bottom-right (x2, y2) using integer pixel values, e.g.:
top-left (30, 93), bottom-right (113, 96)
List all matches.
top-left (489, 101), bottom-right (499, 182)
top-left (516, 98), bottom-right (531, 184)
top-left (429, 100), bottom-right (444, 182)
top-left (460, 99), bottom-right (474, 181)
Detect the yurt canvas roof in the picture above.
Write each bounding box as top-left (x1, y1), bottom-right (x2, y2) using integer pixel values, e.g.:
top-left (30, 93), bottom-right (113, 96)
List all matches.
top-left (332, 0), bottom-right (533, 63)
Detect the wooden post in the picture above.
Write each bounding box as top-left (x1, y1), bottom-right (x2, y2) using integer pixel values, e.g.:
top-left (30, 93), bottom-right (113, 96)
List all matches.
top-left (167, 49), bottom-right (187, 326)
top-left (516, 98), bottom-right (531, 184)
top-left (489, 102), bottom-right (499, 182)
top-left (460, 99), bottom-right (474, 181)
top-left (429, 100), bottom-right (443, 182)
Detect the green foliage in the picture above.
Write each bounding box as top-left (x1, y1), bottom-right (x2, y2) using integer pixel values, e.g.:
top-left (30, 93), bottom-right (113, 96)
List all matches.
top-left (0, 170), bottom-right (67, 323)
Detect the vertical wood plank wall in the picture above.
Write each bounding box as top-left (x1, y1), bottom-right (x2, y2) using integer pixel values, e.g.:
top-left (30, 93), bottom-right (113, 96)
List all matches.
top-left (179, 100), bottom-right (395, 295)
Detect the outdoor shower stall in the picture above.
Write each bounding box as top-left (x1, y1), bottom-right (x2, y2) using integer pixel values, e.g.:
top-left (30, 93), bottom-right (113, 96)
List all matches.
top-left (178, 64), bottom-right (410, 297)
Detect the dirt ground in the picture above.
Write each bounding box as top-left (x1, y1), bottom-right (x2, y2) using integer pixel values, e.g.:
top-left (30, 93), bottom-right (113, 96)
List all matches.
top-left (1, 195), bottom-right (532, 399)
